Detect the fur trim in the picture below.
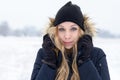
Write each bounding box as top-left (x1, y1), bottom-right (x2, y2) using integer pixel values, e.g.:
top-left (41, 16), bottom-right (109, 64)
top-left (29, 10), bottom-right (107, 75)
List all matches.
top-left (48, 15), bottom-right (96, 37)
top-left (83, 15), bottom-right (96, 36)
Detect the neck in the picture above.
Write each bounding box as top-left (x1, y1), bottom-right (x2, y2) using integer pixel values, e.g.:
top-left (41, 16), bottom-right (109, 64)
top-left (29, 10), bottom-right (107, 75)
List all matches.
top-left (65, 48), bottom-right (73, 55)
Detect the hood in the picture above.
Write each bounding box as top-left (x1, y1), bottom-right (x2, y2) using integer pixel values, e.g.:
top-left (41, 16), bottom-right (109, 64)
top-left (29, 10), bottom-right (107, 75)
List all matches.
top-left (48, 15), bottom-right (96, 37)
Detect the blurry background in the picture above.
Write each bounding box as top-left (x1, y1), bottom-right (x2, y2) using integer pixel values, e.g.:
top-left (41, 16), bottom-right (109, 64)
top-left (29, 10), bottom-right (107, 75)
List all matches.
top-left (0, 0), bottom-right (119, 80)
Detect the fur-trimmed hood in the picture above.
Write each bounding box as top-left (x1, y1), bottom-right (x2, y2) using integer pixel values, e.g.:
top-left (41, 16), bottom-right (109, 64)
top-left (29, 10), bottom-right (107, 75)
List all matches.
top-left (48, 15), bottom-right (96, 37)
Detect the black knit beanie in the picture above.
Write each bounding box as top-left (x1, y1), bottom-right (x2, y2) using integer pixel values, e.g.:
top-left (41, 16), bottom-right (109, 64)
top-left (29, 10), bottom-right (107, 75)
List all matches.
top-left (54, 1), bottom-right (85, 31)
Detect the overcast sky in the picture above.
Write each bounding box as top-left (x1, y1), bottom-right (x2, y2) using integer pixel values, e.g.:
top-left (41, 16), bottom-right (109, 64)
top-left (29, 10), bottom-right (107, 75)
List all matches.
top-left (0, 0), bottom-right (119, 35)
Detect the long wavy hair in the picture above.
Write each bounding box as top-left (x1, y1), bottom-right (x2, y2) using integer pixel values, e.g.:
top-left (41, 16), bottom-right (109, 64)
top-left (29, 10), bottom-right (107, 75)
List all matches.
top-left (45, 15), bottom-right (95, 80)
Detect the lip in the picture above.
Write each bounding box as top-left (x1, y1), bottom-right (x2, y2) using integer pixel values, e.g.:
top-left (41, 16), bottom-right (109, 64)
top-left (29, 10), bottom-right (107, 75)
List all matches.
top-left (63, 41), bottom-right (73, 45)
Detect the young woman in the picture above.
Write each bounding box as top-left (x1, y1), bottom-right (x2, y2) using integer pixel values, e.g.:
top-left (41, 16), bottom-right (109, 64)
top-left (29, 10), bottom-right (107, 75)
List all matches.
top-left (31, 1), bottom-right (110, 80)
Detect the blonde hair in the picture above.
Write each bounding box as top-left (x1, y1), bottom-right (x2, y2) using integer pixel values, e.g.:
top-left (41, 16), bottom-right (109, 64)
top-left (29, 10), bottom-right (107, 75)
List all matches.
top-left (46, 18), bottom-right (85, 80)
top-left (45, 15), bottom-right (95, 80)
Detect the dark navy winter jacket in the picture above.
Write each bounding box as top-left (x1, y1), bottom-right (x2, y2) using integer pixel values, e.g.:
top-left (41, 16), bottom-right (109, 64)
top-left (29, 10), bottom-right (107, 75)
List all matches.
top-left (31, 47), bottom-right (110, 80)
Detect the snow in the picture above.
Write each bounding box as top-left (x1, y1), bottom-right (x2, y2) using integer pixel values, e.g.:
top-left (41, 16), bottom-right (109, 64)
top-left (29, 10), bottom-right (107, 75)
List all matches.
top-left (0, 36), bottom-right (119, 80)
top-left (94, 37), bottom-right (120, 80)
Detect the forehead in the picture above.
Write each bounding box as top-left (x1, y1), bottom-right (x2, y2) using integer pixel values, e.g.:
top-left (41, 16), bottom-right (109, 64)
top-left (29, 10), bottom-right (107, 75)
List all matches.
top-left (58, 21), bottom-right (79, 28)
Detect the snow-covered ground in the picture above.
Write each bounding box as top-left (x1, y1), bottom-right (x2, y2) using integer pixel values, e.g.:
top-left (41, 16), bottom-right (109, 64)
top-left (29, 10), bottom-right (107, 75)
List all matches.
top-left (0, 36), bottom-right (119, 80)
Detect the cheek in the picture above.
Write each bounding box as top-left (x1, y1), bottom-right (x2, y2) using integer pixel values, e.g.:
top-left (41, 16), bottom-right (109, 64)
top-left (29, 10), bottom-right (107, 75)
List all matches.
top-left (73, 33), bottom-right (80, 42)
top-left (58, 32), bottom-right (64, 41)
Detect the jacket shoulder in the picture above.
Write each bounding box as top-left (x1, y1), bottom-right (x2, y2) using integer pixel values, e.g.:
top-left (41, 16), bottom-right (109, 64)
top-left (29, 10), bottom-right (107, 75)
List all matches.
top-left (91, 47), bottom-right (106, 64)
top-left (37, 48), bottom-right (45, 57)
top-left (34, 48), bottom-right (45, 66)
top-left (92, 47), bottom-right (106, 57)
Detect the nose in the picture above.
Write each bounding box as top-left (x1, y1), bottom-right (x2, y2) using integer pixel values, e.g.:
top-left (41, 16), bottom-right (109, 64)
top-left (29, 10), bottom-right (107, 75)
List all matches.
top-left (64, 31), bottom-right (71, 40)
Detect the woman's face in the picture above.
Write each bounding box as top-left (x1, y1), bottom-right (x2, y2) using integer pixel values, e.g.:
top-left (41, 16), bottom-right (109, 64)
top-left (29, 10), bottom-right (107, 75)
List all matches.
top-left (57, 22), bottom-right (80, 49)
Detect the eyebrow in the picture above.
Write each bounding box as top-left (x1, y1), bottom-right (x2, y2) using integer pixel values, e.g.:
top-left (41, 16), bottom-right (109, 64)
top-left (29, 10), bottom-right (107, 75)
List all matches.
top-left (58, 25), bottom-right (64, 28)
top-left (58, 24), bottom-right (78, 28)
top-left (70, 24), bottom-right (78, 27)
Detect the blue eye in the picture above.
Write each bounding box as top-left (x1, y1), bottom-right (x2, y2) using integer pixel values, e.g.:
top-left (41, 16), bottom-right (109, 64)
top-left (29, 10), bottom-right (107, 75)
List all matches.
top-left (58, 28), bottom-right (65, 32)
top-left (71, 27), bottom-right (77, 31)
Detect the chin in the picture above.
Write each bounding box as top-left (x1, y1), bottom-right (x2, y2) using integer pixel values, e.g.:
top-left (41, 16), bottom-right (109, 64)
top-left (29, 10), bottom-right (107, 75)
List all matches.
top-left (65, 46), bottom-right (73, 49)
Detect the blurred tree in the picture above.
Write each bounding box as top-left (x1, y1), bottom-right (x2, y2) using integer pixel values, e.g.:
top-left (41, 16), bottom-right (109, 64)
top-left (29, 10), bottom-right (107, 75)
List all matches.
top-left (0, 21), bottom-right (11, 36)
